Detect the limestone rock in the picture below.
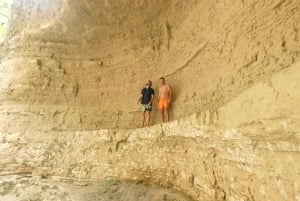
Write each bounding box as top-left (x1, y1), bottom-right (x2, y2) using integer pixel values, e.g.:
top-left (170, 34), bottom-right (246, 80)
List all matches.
top-left (0, 0), bottom-right (299, 201)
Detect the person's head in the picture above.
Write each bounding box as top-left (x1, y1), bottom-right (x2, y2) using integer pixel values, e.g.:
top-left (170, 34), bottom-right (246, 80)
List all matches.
top-left (145, 80), bottom-right (152, 88)
top-left (159, 77), bottom-right (166, 85)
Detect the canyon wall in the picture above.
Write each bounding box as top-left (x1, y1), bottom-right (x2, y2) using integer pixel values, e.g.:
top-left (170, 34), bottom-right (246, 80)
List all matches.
top-left (0, 0), bottom-right (299, 201)
top-left (0, 0), bottom-right (299, 130)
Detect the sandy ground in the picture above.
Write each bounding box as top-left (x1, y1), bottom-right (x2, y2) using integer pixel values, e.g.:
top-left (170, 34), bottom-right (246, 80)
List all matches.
top-left (0, 175), bottom-right (195, 201)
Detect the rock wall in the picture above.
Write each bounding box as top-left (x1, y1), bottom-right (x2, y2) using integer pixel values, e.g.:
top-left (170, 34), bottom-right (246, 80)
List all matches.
top-left (1, 61), bottom-right (299, 201)
top-left (0, 0), bottom-right (299, 201)
top-left (0, 0), bottom-right (299, 130)
top-left (0, 0), bottom-right (198, 130)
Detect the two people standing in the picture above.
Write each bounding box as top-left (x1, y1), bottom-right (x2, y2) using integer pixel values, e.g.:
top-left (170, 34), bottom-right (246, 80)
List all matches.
top-left (137, 77), bottom-right (172, 127)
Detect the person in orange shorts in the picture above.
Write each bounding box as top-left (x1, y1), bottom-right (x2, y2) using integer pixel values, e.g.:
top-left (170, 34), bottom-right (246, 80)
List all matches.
top-left (158, 77), bottom-right (172, 122)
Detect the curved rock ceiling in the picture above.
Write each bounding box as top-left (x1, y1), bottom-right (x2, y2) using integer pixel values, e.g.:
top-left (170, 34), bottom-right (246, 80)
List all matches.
top-left (2, 0), bottom-right (206, 130)
top-left (1, 0), bottom-right (299, 130)
top-left (1, 0), bottom-right (298, 131)
top-left (0, 1), bottom-right (299, 200)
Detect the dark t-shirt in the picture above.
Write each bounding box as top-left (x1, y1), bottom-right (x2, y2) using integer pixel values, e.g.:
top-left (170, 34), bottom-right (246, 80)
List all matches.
top-left (141, 87), bottom-right (154, 104)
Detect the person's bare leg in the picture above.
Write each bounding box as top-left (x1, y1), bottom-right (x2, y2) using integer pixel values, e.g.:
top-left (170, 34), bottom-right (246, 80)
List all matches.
top-left (147, 111), bottom-right (151, 126)
top-left (160, 110), bottom-right (164, 123)
top-left (141, 112), bottom-right (145, 127)
top-left (165, 109), bottom-right (169, 122)
top-left (145, 111), bottom-right (148, 126)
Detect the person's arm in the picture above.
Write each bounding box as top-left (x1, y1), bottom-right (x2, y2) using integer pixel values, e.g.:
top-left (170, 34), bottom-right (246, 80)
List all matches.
top-left (137, 94), bottom-right (142, 103)
top-left (138, 89), bottom-right (143, 103)
top-left (148, 94), bottom-right (154, 105)
top-left (157, 89), bottom-right (161, 105)
top-left (167, 85), bottom-right (172, 101)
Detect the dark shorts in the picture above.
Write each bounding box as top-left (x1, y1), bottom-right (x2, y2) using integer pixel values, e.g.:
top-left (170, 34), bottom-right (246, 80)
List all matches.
top-left (142, 104), bottom-right (152, 112)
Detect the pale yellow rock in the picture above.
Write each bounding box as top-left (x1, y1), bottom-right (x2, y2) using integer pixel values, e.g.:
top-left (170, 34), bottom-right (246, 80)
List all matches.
top-left (0, 0), bottom-right (299, 201)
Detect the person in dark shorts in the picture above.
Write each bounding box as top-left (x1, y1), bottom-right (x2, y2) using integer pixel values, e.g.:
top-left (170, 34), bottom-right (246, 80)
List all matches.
top-left (137, 80), bottom-right (154, 127)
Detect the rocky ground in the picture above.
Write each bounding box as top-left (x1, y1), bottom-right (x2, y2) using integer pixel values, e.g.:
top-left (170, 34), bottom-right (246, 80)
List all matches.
top-left (0, 175), bottom-right (194, 201)
top-left (0, 0), bottom-right (299, 201)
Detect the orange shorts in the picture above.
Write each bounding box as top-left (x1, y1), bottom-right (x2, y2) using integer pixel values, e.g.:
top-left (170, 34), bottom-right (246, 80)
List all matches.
top-left (158, 98), bottom-right (170, 110)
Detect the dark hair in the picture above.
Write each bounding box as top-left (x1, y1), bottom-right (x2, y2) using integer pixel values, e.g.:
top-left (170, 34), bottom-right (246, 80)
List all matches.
top-left (159, 77), bottom-right (165, 80)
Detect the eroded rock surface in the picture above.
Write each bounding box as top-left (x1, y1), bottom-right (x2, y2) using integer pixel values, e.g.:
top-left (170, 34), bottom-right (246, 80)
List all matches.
top-left (0, 0), bottom-right (299, 201)
top-left (0, 0), bottom-right (299, 129)
top-left (0, 176), bottom-right (194, 201)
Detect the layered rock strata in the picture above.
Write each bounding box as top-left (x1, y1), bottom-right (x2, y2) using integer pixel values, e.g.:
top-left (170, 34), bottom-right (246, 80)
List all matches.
top-left (0, 0), bottom-right (299, 201)
top-left (1, 63), bottom-right (299, 201)
top-left (0, 0), bottom-right (299, 129)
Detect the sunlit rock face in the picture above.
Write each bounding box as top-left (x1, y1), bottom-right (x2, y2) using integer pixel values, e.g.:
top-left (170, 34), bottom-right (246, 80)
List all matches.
top-left (0, 0), bottom-right (299, 201)
top-left (1, 0), bottom-right (298, 130)
top-left (1, 0), bottom-right (202, 130)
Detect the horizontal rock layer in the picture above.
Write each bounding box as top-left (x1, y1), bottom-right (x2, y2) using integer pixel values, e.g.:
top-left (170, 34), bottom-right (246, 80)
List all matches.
top-left (0, 0), bottom-right (299, 201)
top-left (0, 0), bottom-right (299, 129)
top-left (1, 63), bottom-right (299, 201)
